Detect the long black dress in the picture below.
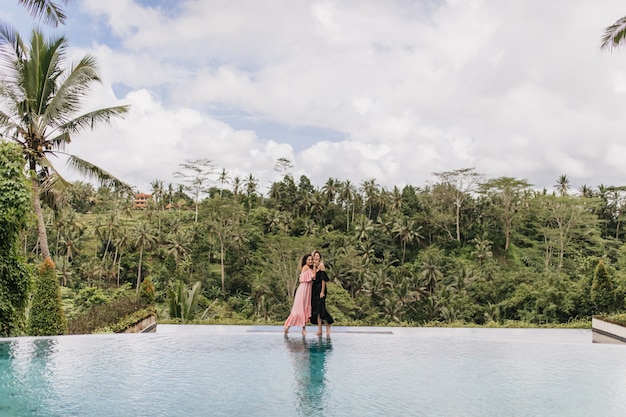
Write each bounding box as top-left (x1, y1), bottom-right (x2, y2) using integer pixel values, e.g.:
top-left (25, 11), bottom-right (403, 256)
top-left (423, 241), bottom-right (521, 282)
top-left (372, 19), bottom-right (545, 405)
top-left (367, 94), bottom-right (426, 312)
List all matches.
top-left (310, 270), bottom-right (334, 325)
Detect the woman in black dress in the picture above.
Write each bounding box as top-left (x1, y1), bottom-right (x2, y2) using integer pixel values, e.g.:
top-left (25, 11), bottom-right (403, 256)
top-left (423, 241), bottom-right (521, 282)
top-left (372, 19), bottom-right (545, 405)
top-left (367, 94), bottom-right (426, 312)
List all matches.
top-left (310, 250), bottom-right (334, 337)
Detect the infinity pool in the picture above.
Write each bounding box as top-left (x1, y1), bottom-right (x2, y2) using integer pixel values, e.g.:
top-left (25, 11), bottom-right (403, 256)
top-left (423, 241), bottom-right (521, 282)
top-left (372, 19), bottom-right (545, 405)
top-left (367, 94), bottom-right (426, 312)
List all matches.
top-left (1, 325), bottom-right (625, 416)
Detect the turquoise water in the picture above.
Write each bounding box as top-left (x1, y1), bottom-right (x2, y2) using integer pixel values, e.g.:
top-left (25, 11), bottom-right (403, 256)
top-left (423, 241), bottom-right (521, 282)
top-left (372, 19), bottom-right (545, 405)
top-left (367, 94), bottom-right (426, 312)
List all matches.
top-left (1, 325), bottom-right (625, 416)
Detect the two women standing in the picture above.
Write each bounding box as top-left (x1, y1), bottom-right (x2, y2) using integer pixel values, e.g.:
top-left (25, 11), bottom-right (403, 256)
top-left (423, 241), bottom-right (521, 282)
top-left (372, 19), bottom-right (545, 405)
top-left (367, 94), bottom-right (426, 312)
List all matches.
top-left (284, 251), bottom-right (334, 337)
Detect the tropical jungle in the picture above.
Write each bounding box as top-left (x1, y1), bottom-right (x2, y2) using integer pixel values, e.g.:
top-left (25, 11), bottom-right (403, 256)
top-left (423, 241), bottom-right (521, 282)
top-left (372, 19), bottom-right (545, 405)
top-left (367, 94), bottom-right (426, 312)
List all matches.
top-left (2, 1), bottom-right (626, 336)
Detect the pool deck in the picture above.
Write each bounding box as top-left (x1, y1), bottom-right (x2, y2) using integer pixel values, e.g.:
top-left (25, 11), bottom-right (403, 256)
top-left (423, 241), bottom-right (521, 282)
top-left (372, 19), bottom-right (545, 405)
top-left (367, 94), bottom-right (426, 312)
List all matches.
top-left (247, 329), bottom-right (394, 334)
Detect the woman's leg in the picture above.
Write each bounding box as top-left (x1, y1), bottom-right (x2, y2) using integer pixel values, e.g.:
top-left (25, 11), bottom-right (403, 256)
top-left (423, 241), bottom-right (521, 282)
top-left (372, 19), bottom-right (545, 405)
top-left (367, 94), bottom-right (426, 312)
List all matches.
top-left (316, 315), bottom-right (323, 336)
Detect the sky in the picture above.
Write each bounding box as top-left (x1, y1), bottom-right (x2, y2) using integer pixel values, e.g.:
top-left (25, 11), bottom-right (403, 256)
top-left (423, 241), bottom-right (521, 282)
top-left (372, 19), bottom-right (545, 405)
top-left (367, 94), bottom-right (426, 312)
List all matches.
top-left (2, 0), bottom-right (626, 195)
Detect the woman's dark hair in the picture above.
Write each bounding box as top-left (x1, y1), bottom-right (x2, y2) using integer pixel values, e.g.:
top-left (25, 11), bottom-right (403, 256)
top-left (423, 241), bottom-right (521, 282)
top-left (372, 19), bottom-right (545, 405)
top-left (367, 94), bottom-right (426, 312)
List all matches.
top-left (301, 254), bottom-right (312, 267)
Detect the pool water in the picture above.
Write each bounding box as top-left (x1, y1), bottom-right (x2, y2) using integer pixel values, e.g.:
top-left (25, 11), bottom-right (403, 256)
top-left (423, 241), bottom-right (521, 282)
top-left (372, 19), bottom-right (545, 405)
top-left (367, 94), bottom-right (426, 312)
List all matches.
top-left (1, 325), bottom-right (625, 416)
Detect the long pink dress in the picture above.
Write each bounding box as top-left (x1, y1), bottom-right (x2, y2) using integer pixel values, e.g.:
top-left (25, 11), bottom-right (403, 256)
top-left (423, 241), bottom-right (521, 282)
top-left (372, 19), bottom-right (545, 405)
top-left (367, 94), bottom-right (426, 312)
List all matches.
top-left (284, 268), bottom-right (314, 327)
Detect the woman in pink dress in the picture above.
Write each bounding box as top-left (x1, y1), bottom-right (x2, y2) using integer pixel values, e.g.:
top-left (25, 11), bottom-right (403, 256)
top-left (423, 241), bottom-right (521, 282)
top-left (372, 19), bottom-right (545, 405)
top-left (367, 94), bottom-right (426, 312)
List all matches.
top-left (284, 254), bottom-right (316, 336)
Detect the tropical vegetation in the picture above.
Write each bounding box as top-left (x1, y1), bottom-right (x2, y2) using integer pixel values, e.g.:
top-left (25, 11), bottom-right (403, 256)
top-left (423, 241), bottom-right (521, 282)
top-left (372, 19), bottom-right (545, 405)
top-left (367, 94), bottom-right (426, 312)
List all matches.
top-left (9, 165), bottom-right (626, 332)
top-left (2, 4), bottom-right (626, 335)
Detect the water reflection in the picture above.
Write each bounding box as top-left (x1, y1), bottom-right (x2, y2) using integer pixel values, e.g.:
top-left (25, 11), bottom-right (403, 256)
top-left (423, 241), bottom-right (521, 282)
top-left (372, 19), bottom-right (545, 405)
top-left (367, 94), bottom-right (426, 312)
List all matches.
top-left (285, 335), bottom-right (333, 417)
top-left (0, 338), bottom-right (59, 416)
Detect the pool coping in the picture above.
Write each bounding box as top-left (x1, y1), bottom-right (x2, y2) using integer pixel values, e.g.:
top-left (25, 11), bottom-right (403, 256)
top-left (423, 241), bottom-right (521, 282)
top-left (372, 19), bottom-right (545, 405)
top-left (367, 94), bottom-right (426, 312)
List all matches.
top-left (591, 317), bottom-right (626, 344)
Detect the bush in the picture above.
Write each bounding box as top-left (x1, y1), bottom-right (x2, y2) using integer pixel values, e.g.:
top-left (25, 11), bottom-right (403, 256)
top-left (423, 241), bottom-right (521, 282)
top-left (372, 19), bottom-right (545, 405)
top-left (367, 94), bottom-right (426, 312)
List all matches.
top-left (67, 293), bottom-right (150, 334)
top-left (73, 286), bottom-right (111, 312)
top-left (28, 258), bottom-right (67, 336)
top-left (139, 276), bottom-right (156, 304)
top-left (591, 260), bottom-right (617, 314)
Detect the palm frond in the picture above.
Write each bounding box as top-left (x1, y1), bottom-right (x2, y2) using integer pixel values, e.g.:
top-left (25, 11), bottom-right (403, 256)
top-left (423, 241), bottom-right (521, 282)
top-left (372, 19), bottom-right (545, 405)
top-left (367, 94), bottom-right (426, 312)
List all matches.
top-left (0, 23), bottom-right (26, 77)
top-left (37, 155), bottom-right (70, 209)
top-left (65, 154), bottom-right (132, 192)
top-left (45, 54), bottom-right (99, 124)
top-left (61, 105), bottom-right (130, 133)
top-left (18, 0), bottom-right (68, 28)
top-left (45, 130), bottom-right (70, 151)
top-left (601, 16), bottom-right (626, 50)
top-left (0, 109), bottom-right (21, 138)
top-left (25, 31), bottom-right (66, 120)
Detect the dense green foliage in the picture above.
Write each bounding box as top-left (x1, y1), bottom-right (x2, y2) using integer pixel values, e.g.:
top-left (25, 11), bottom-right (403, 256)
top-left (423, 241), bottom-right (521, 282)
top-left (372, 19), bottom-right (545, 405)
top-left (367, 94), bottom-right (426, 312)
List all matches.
top-left (0, 142), bottom-right (32, 337)
top-left (591, 260), bottom-right (617, 314)
top-left (14, 167), bottom-right (626, 329)
top-left (168, 281), bottom-right (203, 323)
top-left (28, 258), bottom-right (66, 335)
top-left (67, 288), bottom-right (151, 334)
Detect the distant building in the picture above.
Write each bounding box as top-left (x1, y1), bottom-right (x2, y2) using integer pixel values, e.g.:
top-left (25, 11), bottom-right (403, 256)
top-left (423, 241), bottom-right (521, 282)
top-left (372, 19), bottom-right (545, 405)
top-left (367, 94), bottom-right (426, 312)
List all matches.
top-left (133, 193), bottom-right (152, 209)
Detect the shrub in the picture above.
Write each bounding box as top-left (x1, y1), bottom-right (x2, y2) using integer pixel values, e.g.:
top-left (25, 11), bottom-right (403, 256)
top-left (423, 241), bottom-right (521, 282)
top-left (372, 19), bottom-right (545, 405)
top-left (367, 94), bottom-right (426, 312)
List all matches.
top-left (591, 260), bottom-right (617, 314)
top-left (139, 276), bottom-right (156, 304)
top-left (28, 258), bottom-right (67, 336)
top-left (67, 293), bottom-right (150, 334)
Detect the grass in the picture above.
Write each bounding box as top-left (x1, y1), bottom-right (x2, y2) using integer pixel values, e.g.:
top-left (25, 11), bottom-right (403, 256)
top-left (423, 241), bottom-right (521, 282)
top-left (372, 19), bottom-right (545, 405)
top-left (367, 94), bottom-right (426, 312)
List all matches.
top-left (594, 313), bottom-right (626, 327)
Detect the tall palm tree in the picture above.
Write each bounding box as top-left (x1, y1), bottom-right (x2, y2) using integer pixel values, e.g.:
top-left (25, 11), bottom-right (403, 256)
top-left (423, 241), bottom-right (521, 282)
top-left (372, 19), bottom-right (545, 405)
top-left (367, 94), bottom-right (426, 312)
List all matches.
top-left (554, 174), bottom-right (570, 197)
top-left (232, 176), bottom-right (242, 201)
top-left (112, 225), bottom-right (130, 286)
top-left (0, 25), bottom-right (130, 262)
top-left (217, 168), bottom-right (229, 197)
top-left (133, 221), bottom-right (157, 292)
top-left (360, 178), bottom-right (380, 219)
top-left (243, 173), bottom-right (258, 210)
top-left (392, 214), bottom-right (423, 263)
top-left (151, 179), bottom-right (164, 210)
top-left (340, 180), bottom-right (357, 230)
top-left (322, 178), bottom-right (338, 203)
top-left (18, 0), bottom-right (69, 27)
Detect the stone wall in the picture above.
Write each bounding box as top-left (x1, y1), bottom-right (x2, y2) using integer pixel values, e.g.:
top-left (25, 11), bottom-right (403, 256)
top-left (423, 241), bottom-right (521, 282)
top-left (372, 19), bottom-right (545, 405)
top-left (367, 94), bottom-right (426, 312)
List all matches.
top-left (121, 315), bottom-right (157, 333)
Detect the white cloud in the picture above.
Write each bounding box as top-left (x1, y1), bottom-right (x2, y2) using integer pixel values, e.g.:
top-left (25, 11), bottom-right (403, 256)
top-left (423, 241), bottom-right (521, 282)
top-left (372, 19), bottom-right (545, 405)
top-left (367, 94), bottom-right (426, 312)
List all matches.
top-left (6, 0), bottom-right (626, 194)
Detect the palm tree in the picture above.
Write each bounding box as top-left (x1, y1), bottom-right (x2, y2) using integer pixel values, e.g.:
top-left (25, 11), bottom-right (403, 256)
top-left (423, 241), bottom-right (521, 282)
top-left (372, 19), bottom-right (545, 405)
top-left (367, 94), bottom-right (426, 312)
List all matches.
top-left (151, 180), bottom-right (164, 210)
top-left (217, 168), bottom-right (229, 197)
top-left (554, 174), bottom-right (570, 197)
top-left (232, 176), bottom-right (242, 199)
top-left (392, 214), bottom-right (423, 263)
top-left (111, 226), bottom-right (129, 286)
top-left (389, 186), bottom-right (403, 213)
top-left (471, 236), bottom-right (493, 269)
top-left (18, 0), bottom-right (69, 27)
top-left (340, 180), bottom-right (357, 230)
top-left (58, 226), bottom-right (85, 285)
top-left (99, 212), bottom-right (119, 262)
top-left (579, 184), bottom-right (594, 199)
top-left (0, 25), bottom-right (130, 262)
top-left (165, 229), bottom-right (191, 265)
top-left (133, 221), bottom-right (157, 292)
top-left (322, 178), bottom-right (339, 203)
top-left (243, 173), bottom-right (258, 210)
top-left (353, 214), bottom-right (375, 242)
top-left (360, 178), bottom-right (380, 219)
top-left (419, 252), bottom-right (443, 295)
